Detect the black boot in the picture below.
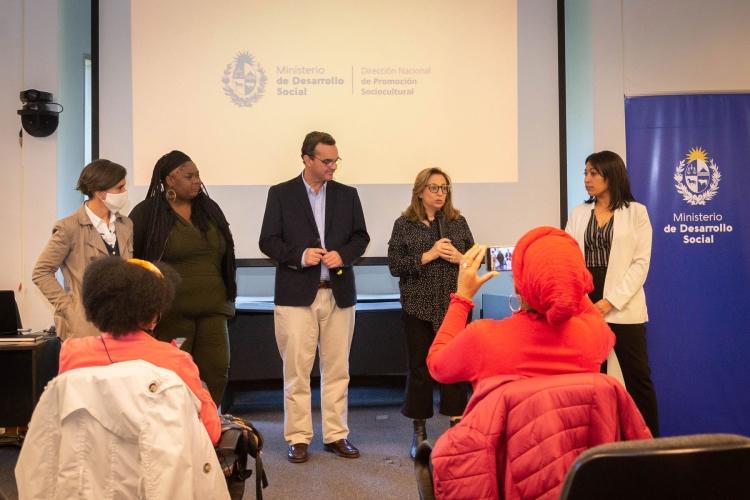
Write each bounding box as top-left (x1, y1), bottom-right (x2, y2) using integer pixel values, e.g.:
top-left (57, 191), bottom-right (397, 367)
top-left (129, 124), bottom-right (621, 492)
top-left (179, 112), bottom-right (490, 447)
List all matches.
top-left (410, 419), bottom-right (427, 460)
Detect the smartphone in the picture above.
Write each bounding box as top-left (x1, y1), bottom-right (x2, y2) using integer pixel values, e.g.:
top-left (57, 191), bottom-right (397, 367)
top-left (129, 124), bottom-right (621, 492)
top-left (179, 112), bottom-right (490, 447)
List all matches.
top-left (486, 246), bottom-right (514, 272)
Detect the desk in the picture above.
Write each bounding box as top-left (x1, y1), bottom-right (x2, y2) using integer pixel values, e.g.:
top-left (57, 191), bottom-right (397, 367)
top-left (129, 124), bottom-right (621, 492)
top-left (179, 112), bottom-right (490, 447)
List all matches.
top-left (0, 337), bottom-right (60, 427)
top-left (225, 297), bottom-right (407, 406)
top-left (481, 293), bottom-right (513, 319)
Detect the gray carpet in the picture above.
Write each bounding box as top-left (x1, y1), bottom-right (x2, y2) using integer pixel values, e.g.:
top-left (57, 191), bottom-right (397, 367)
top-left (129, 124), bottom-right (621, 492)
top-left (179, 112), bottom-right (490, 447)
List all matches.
top-left (246, 405), bottom-right (448, 500)
top-left (0, 386), bottom-right (452, 500)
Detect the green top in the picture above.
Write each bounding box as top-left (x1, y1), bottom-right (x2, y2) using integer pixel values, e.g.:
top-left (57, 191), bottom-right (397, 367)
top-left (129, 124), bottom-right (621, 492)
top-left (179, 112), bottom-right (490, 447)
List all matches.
top-left (163, 215), bottom-right (230, 316)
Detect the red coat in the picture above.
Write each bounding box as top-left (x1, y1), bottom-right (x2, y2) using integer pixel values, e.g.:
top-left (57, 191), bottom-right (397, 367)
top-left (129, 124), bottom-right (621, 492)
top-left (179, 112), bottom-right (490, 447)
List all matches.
top-left (431, 373), bottom-right (652, 500)
top-left (427, 294), bottom-right (615, 385)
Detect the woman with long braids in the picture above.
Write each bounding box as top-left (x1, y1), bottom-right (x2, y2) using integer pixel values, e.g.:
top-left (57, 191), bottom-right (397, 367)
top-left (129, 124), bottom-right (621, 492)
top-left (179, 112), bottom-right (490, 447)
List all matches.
top-left (129, 150), bottom-right (236, 405)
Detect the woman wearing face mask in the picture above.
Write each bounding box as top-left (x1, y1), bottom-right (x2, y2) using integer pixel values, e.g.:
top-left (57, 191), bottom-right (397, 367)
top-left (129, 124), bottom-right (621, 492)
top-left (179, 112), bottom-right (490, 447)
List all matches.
top-left (129, 150), bottom-right (236, 405)
top-left (33, 159), bottom-right (133, 340)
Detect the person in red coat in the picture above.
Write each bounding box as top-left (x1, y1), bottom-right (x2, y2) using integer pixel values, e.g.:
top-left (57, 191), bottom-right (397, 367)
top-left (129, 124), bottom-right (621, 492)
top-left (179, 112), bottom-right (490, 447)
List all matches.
top-left (426, 227), bottom-right (652, 500)
top-left (427, 226), bottom-right (615, 385)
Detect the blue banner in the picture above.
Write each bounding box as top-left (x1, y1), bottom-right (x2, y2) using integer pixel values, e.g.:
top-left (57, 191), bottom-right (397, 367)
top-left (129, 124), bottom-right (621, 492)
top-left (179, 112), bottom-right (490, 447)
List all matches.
top-left (625, 94), bottom-right (750, 436)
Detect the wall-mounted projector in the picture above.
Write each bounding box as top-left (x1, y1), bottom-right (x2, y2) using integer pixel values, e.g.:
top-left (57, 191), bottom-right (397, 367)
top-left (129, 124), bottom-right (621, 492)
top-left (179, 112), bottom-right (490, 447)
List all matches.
top-left (17, 88), bottom-right (63, 138)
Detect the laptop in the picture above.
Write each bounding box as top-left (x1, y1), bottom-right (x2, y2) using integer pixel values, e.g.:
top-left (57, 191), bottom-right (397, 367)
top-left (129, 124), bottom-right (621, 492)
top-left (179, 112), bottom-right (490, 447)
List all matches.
top-left (0, 290), bottom-right (23, 336)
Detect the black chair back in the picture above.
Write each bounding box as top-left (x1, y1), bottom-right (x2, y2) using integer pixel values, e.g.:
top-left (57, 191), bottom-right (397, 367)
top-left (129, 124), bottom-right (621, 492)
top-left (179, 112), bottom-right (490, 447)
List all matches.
top-left (414, 440), bottom-right (435, 500)
top-left (560, 433), bottom-right (750, 500)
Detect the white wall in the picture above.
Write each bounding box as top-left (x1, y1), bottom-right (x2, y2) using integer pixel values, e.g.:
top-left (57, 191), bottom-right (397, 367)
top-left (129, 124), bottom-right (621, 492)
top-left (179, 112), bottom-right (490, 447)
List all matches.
top-left (587, 0), bottom-right (750, 160)
top-left (0, 0), bottom-right (61, 331)
top-left (565, 0), bottom-right (593, 211)
top-left (0, 0), bottom-right (25, 301)
top-left (57, 0), bottom-right (91, 217)
top-left (591, 0), bottom-right (626, 156)
top-left (564, 0), bottom-right (626, 211)
top-left (622, 0), bottom-right (750, 96)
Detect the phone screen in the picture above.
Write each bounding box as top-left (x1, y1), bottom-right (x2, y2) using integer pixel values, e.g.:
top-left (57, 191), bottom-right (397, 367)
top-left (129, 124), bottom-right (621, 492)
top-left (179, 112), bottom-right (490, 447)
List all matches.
top-left (486, 246), bottom-right (514, 272)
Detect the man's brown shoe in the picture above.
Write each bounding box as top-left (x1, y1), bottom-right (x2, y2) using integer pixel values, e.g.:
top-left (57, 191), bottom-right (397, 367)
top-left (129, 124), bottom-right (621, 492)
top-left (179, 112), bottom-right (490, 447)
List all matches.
top-left (288, 443), bottom-right (309, 463)
top-left (323, 438), bottom-right (360, 458)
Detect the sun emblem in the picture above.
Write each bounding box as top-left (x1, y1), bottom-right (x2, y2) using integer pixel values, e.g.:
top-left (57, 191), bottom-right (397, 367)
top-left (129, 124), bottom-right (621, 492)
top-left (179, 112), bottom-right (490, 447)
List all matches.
top-left (686, 147), bottom-right (707, 164)
top-left (673, 146), bottom-right (721, 205)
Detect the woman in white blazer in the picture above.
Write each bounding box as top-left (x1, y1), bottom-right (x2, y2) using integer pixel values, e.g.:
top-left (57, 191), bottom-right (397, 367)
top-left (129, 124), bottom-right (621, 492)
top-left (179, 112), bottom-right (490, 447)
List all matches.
top-left (566, 151), bottom-right (659, 436)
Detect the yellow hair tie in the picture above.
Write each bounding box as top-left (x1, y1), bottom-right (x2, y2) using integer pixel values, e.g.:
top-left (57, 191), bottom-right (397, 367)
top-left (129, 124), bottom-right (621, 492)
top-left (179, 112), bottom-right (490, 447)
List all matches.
top-left (127, 258), bottom-right (164, 278)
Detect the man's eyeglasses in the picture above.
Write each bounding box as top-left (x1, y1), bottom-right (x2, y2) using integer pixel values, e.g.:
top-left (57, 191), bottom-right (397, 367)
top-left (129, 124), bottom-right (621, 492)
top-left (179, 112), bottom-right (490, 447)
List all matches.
top-left (426, 184), bottom-right (451, 194)
top-left (314, 156), bottom-right (342, 167)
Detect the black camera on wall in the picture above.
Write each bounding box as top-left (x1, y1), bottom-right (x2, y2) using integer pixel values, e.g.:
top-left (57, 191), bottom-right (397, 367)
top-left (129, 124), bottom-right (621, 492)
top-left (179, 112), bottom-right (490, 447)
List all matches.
top-left (17, 89), bottom-right (63, 138)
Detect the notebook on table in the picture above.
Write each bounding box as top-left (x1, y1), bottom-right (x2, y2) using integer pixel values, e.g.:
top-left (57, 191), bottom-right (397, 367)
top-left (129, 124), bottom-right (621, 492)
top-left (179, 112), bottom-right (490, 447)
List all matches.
top-left (0, 291), bottom-right (49, 343)
top-left (0, 291), bottom-right (22, 336)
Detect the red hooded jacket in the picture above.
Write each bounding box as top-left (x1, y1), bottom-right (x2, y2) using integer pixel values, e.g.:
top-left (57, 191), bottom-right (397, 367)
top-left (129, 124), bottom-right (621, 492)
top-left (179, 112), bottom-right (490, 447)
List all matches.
top-left (427, 227), bottom-right (615, 384)
top-left (431, 373), bottom-right (652, 500)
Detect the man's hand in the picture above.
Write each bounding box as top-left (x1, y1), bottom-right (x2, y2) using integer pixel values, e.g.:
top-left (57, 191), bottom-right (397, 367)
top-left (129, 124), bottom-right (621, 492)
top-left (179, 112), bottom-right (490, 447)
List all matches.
top-left (304, 248), bottom-right (326, 266)
top-left (322, 250), bottom-right (343, 269)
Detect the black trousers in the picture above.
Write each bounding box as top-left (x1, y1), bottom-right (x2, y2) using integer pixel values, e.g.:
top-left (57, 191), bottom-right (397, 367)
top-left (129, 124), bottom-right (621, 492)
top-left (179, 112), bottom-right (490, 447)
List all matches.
top-left (607, 323), bottom-right (660, 437)
top-left (400, 312), bottom-right (469, 419)
top-left (589, 266), bottom-right (660, 436)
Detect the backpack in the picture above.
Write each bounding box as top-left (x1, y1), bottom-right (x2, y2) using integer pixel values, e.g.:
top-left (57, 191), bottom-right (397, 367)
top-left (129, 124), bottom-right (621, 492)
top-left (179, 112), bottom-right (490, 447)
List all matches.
top-left (217, 414), bottom-right (269, 500)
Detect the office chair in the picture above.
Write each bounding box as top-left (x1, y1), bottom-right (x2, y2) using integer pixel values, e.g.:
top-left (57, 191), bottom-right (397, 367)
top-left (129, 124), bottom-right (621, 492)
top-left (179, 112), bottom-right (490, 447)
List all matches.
top-left (428, 373), bottom-right (650, 499)
top-left (414, 440), bottom-right (435, 500)
top-left (559, 433), bottom-right (750, 500)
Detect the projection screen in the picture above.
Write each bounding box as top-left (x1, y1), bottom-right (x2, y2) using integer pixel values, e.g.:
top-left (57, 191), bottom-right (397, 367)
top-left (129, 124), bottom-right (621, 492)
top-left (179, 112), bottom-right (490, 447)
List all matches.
top-left (130, 0), bottom-right (517, 186)
top-left (99, 0), bottom-right (560, 258)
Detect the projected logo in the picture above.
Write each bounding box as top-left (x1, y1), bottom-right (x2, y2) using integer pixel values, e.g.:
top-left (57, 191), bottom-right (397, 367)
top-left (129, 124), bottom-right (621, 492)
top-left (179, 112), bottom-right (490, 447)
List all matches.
top-left (674, 147), bottom-right (721, 205)
top-left (222, 52), bottom-right (267, 107)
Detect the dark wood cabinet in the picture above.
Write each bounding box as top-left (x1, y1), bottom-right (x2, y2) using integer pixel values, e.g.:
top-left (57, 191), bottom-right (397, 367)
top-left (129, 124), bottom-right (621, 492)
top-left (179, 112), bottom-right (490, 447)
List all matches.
top-left (0, 337), bottom-right (60, 427)
top-left (227, 300), bottom-right (407, 383)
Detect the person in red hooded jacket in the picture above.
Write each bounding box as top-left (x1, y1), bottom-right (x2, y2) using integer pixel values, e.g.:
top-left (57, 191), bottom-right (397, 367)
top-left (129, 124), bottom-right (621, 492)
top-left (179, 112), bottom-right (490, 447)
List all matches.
top-left (427, 226), bottom-right (615, 385)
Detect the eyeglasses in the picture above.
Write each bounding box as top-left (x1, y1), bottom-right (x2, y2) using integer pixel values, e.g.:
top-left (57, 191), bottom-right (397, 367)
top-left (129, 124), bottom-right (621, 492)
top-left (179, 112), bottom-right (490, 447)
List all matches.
top-left (426, 184), bottom-right (451, 194)
top-left (314, 156), bottom-right (342, 167)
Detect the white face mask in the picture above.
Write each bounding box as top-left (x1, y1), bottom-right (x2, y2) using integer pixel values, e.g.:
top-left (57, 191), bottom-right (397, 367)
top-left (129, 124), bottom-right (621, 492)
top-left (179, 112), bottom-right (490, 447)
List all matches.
top-left (102, 191), bottom-right (129, 213)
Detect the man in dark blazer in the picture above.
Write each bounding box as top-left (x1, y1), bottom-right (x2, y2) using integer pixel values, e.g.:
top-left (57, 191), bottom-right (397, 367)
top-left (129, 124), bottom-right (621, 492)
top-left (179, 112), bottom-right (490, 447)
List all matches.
top-left (259, 131), bottom-right (370, 463)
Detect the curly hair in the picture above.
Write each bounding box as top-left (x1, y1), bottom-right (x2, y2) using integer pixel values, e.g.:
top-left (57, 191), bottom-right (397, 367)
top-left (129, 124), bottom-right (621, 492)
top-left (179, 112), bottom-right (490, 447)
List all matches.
top-left (82, 257), bottom-right (178, 337)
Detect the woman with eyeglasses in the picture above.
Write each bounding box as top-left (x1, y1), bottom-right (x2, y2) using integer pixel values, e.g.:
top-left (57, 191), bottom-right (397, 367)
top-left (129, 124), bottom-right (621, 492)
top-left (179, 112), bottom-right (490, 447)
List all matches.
top-left (33, 159), bottom-right (133, 339)
top-left (129, 150), bottom-right (236, 405)
top-left (565, 150), bottom-right (659, 436)
top-left (387, 167), bottom-right (474, 459)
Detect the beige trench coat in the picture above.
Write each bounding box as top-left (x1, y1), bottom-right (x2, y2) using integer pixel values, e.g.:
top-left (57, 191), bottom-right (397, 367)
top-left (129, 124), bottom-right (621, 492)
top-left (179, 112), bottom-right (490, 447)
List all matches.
top-left (32, 205), bottom-right (133, 339)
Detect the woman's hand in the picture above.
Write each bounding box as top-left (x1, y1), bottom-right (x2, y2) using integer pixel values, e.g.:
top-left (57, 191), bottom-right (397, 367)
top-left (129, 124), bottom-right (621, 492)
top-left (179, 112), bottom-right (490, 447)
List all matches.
top-left (438, 240), bottom-right (462, 264)
top-left (595, 299), bottom-right (614, 316)
top-left (422, 238), bottom-right (453, 264)
top-left (456, 245), bottom-right (498, 299)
